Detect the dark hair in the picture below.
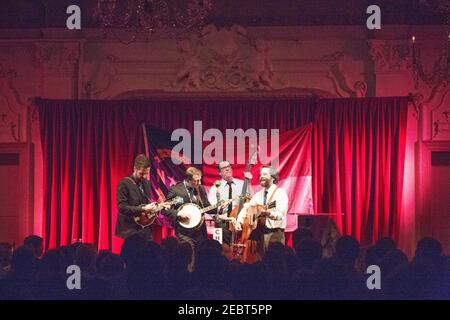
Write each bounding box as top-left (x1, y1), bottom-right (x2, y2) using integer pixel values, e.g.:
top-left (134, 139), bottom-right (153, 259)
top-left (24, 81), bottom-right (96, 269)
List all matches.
top-left (335, 236), bottom-right (360, 264)
top-left (415, 237), bottom-right (443, 260)
top-left (185, 166), bottom-right (202, 180)
top-left (261, 165), bottom-right (279, 184)
top-left (134, 154), bottom-right (150, 169)
top-left (24, 235), bottom-right (43, 249)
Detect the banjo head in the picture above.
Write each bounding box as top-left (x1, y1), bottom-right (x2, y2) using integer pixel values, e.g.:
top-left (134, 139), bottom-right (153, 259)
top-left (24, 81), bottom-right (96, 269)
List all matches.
top-left (177, 203), bottom-right (203, 229)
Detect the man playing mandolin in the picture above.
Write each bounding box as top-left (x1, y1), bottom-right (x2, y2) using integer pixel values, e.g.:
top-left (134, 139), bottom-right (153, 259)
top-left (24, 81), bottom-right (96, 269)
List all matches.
top-left (115, 154), bottom-right (160, 241)
top-left (233, 165), bottom-right (289, 259)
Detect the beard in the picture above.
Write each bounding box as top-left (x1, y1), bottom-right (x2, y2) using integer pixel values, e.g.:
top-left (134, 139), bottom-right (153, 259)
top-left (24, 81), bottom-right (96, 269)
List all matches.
top-left (260, 178), bottom-right (271, 188)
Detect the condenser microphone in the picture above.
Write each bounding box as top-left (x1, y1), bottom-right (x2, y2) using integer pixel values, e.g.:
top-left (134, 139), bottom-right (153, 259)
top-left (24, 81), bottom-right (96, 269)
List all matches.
top-left (214, 180), bottom-right (221, 202)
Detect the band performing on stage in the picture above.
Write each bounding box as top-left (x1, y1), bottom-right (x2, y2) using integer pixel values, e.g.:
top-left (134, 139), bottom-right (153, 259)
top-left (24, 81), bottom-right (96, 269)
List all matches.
top-left (115, 154), bottom-right (288, 263)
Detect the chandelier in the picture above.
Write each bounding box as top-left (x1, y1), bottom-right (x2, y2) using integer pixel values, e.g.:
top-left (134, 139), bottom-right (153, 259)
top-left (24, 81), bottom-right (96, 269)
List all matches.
top-left (93, 0), bottom-right (213, 44)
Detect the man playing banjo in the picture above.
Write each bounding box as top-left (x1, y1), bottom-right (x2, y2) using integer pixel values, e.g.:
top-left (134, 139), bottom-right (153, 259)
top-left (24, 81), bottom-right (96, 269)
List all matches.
top-left (164, 167), bottom-right (212, 257)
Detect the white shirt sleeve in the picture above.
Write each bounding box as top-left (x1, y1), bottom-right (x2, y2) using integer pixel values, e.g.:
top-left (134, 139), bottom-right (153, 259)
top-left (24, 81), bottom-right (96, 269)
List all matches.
top-left (208, 185), bottom-right (218, 205)
top-left (268, 189), bottom-right (288, 221)
top-left (237, 197), bottom-right (256, 224)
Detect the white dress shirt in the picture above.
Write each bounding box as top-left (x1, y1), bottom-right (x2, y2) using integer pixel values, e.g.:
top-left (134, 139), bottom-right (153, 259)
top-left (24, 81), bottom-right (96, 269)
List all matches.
top-left (237, 183), bottom-right (288, 230)
top-left (208, 178), bottom-right (253, 214)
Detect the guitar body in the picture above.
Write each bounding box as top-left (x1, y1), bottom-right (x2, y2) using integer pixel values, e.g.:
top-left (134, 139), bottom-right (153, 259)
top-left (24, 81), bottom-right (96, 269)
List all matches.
top-left (245, 204), bottom-right (269, 232)
top-left (238, 200), bottom-right (276, 264)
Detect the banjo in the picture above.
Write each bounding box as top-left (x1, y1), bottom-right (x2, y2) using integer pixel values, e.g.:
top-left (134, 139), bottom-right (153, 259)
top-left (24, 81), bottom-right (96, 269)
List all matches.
top-left (177, 195), bottom-right (246, 230)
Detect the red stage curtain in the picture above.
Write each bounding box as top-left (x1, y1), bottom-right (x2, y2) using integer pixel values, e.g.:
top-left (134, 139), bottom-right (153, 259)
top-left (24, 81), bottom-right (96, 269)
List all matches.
top-left (36, 99), bottom-right (314, 252)
top-left (312, 97), bottom-right (408, 244)
top-left (36, 97), bottom-right (408, 252)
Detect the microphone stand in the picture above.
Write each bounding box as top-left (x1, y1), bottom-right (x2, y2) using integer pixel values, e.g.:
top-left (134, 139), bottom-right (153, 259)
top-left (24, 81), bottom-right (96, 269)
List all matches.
top-left (215, 182), bottom-right (221, 221)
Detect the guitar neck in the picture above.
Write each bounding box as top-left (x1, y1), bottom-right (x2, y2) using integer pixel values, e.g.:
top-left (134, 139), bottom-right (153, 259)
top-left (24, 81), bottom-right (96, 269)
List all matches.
top-left (199, 196), bottom-right (240, 214)
top-left (199, 204), bottom-right (220, 214)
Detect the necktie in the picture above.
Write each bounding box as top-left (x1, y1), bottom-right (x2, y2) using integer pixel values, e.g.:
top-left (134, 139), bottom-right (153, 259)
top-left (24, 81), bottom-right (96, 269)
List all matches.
top-left (138, 182), bottom-right (145, 196)
top-left (227, 181), bottom-right (233, 214)
top-left (188, 187), bottom-right (196, 202)
top-left (263, 190), bottom-right (268, 206)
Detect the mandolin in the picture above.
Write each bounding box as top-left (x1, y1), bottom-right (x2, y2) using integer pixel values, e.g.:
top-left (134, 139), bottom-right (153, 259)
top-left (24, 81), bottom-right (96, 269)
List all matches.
top-left (134, 196), bottom-right (183, 228)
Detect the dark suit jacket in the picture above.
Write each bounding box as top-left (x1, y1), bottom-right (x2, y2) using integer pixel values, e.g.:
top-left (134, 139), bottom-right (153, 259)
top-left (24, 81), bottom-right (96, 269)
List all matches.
top-left (165, 182), bottom-right (210, 245)
top-left (115, 176), bottom-right (151, 239)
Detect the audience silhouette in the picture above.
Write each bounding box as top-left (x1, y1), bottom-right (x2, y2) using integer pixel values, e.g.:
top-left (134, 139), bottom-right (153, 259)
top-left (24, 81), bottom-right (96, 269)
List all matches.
top-left (0, 234), bottom-right (448, 300)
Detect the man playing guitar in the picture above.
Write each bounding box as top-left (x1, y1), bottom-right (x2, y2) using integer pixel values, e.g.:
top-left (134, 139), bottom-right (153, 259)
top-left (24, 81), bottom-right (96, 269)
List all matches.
top-left (233, 165), bottom-right (289, 259)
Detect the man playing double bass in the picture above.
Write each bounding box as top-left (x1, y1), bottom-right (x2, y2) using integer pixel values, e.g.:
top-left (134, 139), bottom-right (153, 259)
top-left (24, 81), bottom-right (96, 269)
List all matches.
top-left (208, 160), bottom-right (253, 247)
top-left (233, 165), bottom-right (289, 259)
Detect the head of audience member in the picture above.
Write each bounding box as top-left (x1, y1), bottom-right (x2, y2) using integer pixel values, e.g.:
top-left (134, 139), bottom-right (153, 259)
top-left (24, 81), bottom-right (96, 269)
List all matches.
top-left (74, 243), bottom-right (97, 275)
top-left (195, 240), bottom-right (223, 276)
top-left (263, 243), bottom-right (290, 287)
top-left (96, 252), bottom-right (125, 279)
top-left (296, 238), bottom-right (323, 270)
top-left (378, 248), bottom-right (408, 277)
top-left (58, 243), bottom-right (81, 267)
top-left (160, 236), bottom-right (179, 261)
top-left (39, 249), bottom-right (66, 277)
top-left (292, 227), bottom-right (314, 254)
top-left (415, 237), bottom-right (443, 262)
top-left (233, 262), bottom-right (269, 300)
top-left (375, 237), bottom-right (396, 258)
top-left (192, 240), bottom-right (228, 293)
top-left (120, 233), bottom-right (147, 267)
top-left (96, 250), bottom-right (112, 271)
top-left (23, 235), bottom-right (43, 259)
top-left (313, 258), bottom-right (353, 299)
top-left (169, 242), bottom-right (193, 274)
top-left (126, 241), bottom-right (163, 299)
top-left (364, 245), bottom-right (378, 268)
top-left (334, 236), bottom-right (360, 268)
top-left (10, 245), bottom-right (36, 279)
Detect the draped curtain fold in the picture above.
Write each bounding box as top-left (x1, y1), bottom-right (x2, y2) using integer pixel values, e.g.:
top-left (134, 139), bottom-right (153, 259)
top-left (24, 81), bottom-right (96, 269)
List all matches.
top-left (312, 97), bottom-right (408, 244)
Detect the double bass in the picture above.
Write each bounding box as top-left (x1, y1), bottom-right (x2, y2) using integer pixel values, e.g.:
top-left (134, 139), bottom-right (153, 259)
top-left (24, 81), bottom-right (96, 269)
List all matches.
top-left (227, 149), bottom-right (258, 263)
